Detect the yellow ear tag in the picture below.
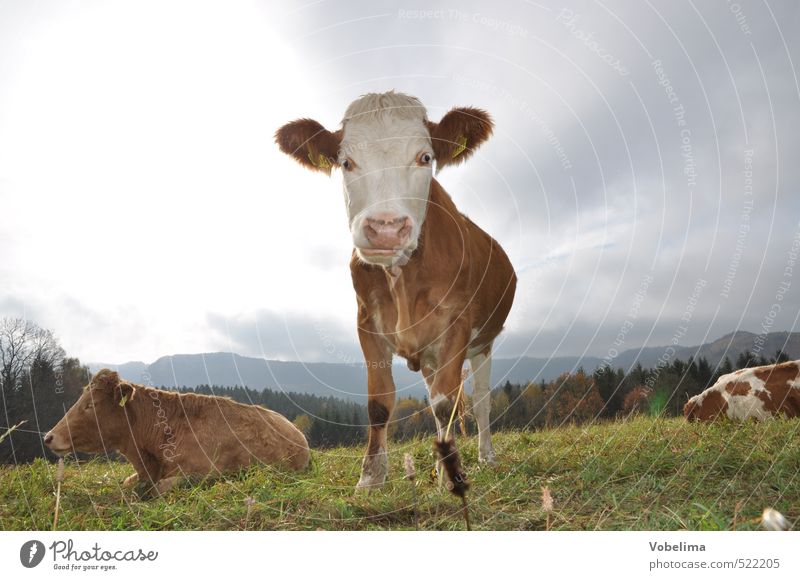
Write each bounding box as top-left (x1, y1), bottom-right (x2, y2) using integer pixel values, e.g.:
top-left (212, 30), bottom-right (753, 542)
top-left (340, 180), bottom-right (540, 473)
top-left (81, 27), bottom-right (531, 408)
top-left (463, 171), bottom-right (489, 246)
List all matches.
top-left (308, 151), bottom-right (331, 170)
top-left (452, 135), bottom-right (467, 158)
top-left (119, 394), bottom-right (128, 408)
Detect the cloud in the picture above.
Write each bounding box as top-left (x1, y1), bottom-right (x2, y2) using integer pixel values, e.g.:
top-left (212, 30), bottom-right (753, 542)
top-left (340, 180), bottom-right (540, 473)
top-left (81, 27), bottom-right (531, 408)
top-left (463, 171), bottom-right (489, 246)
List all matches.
top-left (0, 0), bottom-right (798, 365)
top-left (206, 310), bottom-right (363, 364)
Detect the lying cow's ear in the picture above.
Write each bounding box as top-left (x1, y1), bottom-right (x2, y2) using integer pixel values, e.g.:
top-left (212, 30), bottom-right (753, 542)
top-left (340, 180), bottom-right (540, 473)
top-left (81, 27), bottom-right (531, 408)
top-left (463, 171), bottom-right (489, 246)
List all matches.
top-left (428, 107), bottom-right (494, 170)
top-left (275, 119), bottom-right (342, 175)
top-left (93, 368), bottom-right (121, 388)
top-left (114, 382), bottom-right (137, 408)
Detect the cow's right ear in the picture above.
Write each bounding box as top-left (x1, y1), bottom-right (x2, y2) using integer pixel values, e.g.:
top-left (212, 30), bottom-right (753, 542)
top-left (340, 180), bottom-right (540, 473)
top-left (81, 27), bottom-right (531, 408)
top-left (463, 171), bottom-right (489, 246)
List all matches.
top-left (114, 382), bottom-right (137, 408)
top-left (275, 119), bottom-right (341, 175)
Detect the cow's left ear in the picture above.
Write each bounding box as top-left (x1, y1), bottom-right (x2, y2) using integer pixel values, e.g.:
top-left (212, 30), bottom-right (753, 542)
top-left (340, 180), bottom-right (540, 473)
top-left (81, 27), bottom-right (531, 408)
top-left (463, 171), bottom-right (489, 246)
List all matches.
top-left (428, 107), bottom-right (494, 170)
top-left (114, 382), bottom-right (137, 408)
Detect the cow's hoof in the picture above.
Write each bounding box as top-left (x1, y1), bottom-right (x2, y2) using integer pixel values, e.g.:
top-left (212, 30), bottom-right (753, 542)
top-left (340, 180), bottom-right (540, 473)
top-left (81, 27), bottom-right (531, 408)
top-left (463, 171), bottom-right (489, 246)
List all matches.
top-left (355, 475), bottom-right (385, 493)
top-left (478, 449), bottom-right (497, 466)
top-left (356, 450), bottom-right (388, 493)
top-left (122, 473), bottom-right (139, 488)
top-left (154, 476), bottom-right (180, 495)
top-left (133, 481), bottom-right (157, 500)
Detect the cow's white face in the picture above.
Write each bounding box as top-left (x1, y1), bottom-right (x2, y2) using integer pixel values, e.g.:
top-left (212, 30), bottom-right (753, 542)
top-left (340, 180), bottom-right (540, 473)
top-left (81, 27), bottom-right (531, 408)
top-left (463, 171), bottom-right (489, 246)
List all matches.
top-left (339, 113), bottom-right (433, 266)
top-left (276, 91), bottom-right (494, 268)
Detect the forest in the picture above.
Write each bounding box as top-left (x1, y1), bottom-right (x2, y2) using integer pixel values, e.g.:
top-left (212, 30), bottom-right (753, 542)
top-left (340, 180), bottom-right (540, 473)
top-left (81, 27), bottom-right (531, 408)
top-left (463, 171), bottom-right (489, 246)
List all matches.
top-left (0, 316), bottom-right (791, 461)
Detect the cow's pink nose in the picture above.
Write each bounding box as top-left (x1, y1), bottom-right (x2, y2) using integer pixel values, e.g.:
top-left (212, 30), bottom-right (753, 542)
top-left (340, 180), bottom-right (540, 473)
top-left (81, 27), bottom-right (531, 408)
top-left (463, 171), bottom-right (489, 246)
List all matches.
top-left (363, 214), bottom-right (412, 250)
top-left (44, 433), bottom-right (53, 445)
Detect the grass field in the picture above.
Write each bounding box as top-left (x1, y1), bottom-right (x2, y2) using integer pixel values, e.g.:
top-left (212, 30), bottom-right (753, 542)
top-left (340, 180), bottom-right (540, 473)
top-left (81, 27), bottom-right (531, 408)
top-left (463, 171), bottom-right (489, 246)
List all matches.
top-left (1, 416), bottom-right (797, 531)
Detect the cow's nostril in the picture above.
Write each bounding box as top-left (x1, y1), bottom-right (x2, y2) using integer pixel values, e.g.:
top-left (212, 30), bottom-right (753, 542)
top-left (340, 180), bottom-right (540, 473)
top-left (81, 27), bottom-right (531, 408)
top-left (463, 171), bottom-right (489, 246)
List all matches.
top-left (44, 433), bottom-right (53, 444)
top-left (398, 218), bottom-right (411, 238)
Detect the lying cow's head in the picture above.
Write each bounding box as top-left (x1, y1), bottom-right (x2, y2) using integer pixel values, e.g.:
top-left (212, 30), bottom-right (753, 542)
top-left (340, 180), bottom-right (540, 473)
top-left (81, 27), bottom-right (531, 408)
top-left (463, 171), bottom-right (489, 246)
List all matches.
top-left (683, 399), bottom-right (700, 422)
top-left (44, 369), bottom-right (137, 455)
top-left (683, 390), bottom-right (728, 422)
top-left (276, 91), bottom-right (493, 267)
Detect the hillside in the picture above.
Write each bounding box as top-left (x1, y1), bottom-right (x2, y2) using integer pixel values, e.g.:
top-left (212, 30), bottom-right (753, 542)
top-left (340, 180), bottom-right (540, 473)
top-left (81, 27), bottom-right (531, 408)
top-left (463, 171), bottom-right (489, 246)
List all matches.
top-left (610, 330), bottom-right (800, 370)
top-left (88, 352), bottom-right (608, 400)
top-left (2, 417), bottom-right (797, 531)
top-left (88, 331), bottom-right (800, 400)
top-left (90, 352), bottom-right (427, 401)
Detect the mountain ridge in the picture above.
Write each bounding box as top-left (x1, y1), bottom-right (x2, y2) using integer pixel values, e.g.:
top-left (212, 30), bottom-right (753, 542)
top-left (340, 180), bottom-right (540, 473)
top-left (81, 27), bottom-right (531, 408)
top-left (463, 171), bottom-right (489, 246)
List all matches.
top-left (88, 330), bottom-right (800, 401)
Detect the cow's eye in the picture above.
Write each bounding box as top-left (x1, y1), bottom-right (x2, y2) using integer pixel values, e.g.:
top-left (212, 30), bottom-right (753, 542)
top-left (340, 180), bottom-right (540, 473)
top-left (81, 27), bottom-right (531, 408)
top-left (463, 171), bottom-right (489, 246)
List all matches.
top-left (342, 158), bottom-right (355, 171)
top-left (418, 152), bottom-right (433, 165)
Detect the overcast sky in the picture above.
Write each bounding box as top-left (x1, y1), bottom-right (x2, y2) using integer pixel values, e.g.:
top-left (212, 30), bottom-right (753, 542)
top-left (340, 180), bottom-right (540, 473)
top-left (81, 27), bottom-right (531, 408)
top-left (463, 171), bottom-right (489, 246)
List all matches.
top-left (1, 0), bottom-right (798, 365)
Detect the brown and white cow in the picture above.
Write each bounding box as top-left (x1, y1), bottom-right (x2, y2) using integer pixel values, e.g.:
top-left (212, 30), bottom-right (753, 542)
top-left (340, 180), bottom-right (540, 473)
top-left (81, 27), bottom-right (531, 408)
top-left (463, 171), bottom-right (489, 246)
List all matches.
top-left (684, 360), bottom-right (800, 421)
top-left (276, 91), bottom-right (516, 489)
top-left (44, 369), bottom-right (310, 494)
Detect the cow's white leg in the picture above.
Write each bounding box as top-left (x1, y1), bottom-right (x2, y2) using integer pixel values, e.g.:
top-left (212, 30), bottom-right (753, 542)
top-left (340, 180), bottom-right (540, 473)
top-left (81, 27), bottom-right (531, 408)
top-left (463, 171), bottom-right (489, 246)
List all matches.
top-left (470, 348), bottom-right (496, 464)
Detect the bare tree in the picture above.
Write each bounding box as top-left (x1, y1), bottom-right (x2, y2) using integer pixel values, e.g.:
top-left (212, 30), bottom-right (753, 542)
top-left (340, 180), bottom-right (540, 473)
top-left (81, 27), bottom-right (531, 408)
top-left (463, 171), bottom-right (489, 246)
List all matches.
top-left (1, 318), bottom-right (31, 393)
top-left (0, 318), bottom-right (82, 463)
top-left (0, 318), bottom-right (64, 394)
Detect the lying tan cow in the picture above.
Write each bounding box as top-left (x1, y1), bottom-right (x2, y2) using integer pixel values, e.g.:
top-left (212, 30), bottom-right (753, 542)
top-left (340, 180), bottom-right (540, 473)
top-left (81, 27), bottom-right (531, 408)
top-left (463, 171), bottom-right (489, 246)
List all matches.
top-left (44, 369), bottom-right (310, 494)
top-left (684, 360), bottom-right (800, 421)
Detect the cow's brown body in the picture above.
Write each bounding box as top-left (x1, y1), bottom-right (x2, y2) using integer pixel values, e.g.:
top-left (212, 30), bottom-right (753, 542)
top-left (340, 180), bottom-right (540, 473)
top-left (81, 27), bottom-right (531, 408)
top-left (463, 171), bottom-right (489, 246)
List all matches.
top-left (352, 180), bottom-right (516, 486)
top-left (45, 370), bottom-right (310, 494)
top-left (353, 180), bottom-right (515, 373)
top-left (684, 360), bottom-right (800, 421)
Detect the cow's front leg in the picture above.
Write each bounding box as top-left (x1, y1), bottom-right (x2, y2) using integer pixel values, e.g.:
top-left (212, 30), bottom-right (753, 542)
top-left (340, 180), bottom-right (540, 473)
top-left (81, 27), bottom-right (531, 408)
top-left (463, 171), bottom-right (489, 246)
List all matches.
top-left (124, 449), bottom-right (162, 498)
top-left (356, 321), bottom-right (395, 491)
top-left (425, 324), bottom-right (470, 488)
top-left (428, 323), bottom-right (471, 438)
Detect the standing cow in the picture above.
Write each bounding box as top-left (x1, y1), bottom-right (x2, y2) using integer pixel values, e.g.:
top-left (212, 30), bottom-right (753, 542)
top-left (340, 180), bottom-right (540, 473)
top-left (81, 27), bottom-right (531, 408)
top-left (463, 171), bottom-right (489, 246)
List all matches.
top-left (276, 91), bottom-right (516, 489)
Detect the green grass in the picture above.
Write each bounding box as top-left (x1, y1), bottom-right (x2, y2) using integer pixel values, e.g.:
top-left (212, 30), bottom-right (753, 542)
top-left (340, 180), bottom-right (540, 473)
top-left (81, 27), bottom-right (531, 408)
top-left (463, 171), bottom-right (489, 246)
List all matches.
top-left (1, 416), bottom-right (798, 530)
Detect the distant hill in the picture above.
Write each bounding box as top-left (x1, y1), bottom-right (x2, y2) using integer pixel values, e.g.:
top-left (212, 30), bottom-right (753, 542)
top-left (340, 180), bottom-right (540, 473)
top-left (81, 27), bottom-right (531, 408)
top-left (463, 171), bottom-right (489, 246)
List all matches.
top-left (606, 330), bottom-right (800, 370)
top-left (88, 353), bottom-right (608, 401)
top-left (90, 330), bottom-right (799, 401)
top-left (90, 353), bottom-right (426, 402)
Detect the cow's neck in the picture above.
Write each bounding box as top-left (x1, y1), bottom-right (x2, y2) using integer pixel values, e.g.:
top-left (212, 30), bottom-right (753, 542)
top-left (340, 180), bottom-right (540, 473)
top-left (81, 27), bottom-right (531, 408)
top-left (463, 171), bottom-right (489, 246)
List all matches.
top-left (124, 387), bottom-right (179, 456)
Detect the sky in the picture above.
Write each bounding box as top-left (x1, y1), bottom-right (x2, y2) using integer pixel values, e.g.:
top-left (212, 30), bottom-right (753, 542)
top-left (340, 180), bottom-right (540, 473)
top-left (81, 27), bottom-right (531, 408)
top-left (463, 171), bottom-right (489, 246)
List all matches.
top-left (1, 0), bottom-right (799, 365)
